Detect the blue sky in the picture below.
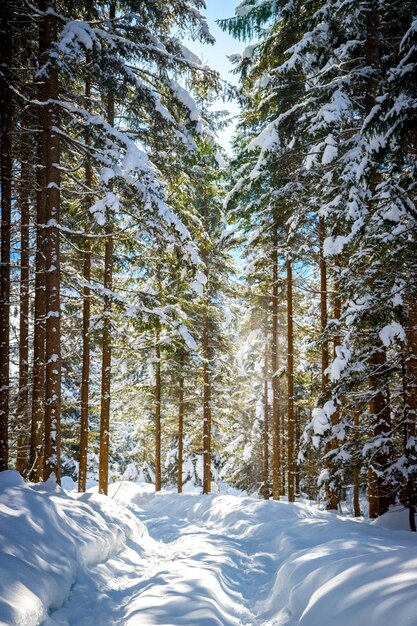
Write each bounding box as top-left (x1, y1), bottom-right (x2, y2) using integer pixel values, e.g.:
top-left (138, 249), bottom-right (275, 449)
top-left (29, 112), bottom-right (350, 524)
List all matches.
top-left (198, 0), bottom-right (243, 86)
top-left (183, 0), bottom-right (248, 152)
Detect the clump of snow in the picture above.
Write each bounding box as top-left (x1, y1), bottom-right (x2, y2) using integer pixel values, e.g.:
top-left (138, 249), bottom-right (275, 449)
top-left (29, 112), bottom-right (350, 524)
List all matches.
top-left (379, 321), bottom-right (405, 347)
top-left (371, 504), bottom-right (415, 531)
top-left (321, 134), bottom-right (338, 164)
top-left (190, 269), bottom-right (207, 297)
top-left (310, 400), bottom-right (336, 447)
top-left (330, 344), bottom-right (351, 381)
top-left (235, 1), bottom-right (256, 17)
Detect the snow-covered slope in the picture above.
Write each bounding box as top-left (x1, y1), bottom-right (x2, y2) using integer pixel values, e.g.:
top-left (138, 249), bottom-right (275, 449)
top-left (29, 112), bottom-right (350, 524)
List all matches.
top-left (1, 473), bottom-right (416, 626)
top-left (0, 471), bottom-right (149, 626)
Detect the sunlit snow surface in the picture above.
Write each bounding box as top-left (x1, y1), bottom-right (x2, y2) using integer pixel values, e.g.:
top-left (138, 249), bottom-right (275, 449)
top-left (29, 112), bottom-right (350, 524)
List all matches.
top-left (1, 472), bottom-right (417, 626)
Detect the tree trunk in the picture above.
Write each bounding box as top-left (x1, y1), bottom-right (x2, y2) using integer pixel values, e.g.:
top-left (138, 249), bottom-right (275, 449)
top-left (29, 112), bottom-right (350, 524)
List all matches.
top-left (405, 295), bottom-right (417, 530)
top-left (368, 349), bottom-right (392, 518)
top-left (78, 72), bottom-right (92, 493)
top-left (286, 256), bottom-right (295, 502)
top-left (295, 407), bottom-right (301, 497)
top-left (42, 3), bottom-right (61, 483)
top-left (15, 138), bottom-right (31, 475)
top-left (363, 0), bottom-right (388, 519)
top-left (98, 2), bottom-right (115, 495)
top-left (271, 229), bottom-right (280, 500)
top-left (353, 411), bottom-right (361, 517)
top-left (262, 336), bottom-right (269, 498)
top-left (98, 193), bottom-right (113, 495)
top-left (319, 217), bottom-right (329, 395)
top-left (154, 328), bottom-right (162, 492)
top-left (202, 307), bottom-right (212, 494)
top-left (0, 4), bottom-right (12, 471)
top-left (321, 218), bottom-right (335, 508)
top-left (364, 0), bottom-right (380, 114)
top-left (327, 286), bottom-right (341, 510)
top-left (177, 361), bottom-right (185, 494)
top-left (29, 42), bottom-right (47, 482)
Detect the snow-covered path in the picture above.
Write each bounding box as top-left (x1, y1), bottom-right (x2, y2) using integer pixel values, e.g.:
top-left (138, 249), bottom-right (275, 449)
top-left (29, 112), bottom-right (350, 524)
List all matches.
top-left (47, 485), bottom-right (273, 626)
top-left (47, 483), bottom-right (417, 626)
top-left (2, 474), bottom-right (417, 626)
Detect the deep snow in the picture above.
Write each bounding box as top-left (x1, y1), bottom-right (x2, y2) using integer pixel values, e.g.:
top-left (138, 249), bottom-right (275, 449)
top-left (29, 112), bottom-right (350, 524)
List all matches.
top-left (1, 472), bottom-right (417, 626)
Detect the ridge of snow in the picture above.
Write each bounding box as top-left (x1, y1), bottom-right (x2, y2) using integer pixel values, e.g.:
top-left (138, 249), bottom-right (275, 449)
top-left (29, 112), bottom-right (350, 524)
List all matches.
top-left (0, 471), bottom-right (148, 626)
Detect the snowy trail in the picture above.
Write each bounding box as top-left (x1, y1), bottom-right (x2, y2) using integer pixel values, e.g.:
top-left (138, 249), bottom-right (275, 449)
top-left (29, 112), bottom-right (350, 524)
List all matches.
top-left (47, 486), bottom-right (270, 626)
top-left (46, 483), bottom-right (417, 626)
top-left (2, 474), bottom-right (417, 626)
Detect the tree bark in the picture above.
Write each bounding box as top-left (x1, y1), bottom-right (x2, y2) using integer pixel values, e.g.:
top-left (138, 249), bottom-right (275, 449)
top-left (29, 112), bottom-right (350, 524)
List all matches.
top-left (368, 349), bottom-right (392, 518)
top-left (363, 0), bottom-right (388, 519)
top-left (353, 411), bottom-right (361, 516)
top-left (98, 190), bottom-right (113, 495)
top-left (271, 229), bottom-right (280, 500)
top-left (404, 295), bottom-right (417, 530)
top-left (319, 218), bottom-right (329, 395)
top-left (15, 136), bottom-right (31, 475)
top-left (42, 3), bottom-right (62, 483)
top-left (154, 327), bottom-right (162, 492)
top-left (295, 407), bottom-right (300, 497)
top-left (98, 1), bottom-right (115, 495)
top-left (326, 287), bottom-right (342, 510)
top-left (202, 307), bottom-right (212, 494)
top-left (321, 219), bottom-right (336, 509)
top-left (0, 3), bottom-right (13, 471)
top-left (78, 72), bottom-right (92, 493)
top-left (262, 336), bottom-right (269, 498)
top-left (29, 42), bottom-right (47, 482)
top-left (286, 256), bottom-right (295, 502)
top-left (177, 360), bottom-right (184, 494)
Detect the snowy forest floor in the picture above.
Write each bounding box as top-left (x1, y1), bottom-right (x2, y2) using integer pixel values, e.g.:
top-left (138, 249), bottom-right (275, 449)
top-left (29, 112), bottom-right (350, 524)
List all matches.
top-left (1, 473), bottom-right (417, 626)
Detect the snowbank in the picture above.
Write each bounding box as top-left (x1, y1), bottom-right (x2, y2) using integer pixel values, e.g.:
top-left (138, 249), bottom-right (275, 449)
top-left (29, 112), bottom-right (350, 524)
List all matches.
top-left (116, 489), bottom-right (417, 626)
top-left (0, 471), bottom-right (148, 626)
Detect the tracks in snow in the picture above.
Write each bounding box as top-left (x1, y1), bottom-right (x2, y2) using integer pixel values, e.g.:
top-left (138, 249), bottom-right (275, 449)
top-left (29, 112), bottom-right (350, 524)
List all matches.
top-left (46, 489), bottom-right (277, 626)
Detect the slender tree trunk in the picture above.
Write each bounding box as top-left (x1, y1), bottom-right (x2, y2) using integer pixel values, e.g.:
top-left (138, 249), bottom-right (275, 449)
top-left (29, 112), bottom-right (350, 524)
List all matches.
top-left (98, 196), bottom-right (113, 495)
top-left (319, 218), bottom-right (329, 395)
top-left (353, 411), bottom-right (361, 516)
top-left (154, 328), bottom-right (162, 492)
top-left (78, 73), bottom-right (92, 493)
top-left (295, 407), bottom-right (300, 496)
top-left (364, 0), bottom-right (388, 519)
top-left (29, 50), bottom-right (47, 482)
top-left (286, 256), bottom-right (295, 502)
top-left (364, 0), bottom-right (380, 114)
top-left (262, 335), bottom-right (269, 498)
top-left (98, 2), bottom-right (115, 495)
top-left (177, 363), bottom-right (184, 494)
top-left (405, 295), bottom-right (417, 530)
top-left (78, 230), bottom-right (92, 491)
top-left (202, 307), bottom-right (212, 494)
top-left (15, 143), bottom-right (31, 474)
top-left (327, 285), bottom-right (342, 510)
top-left (271, 229), bottom-right (280, 500)
top-left (368, 349), bottom-right (392, 518)
top-left (320, 219), bottom-right (336, 508)
top-left (0, 4), bottom-right (12, 471)
top-left (42, 3), bottom-right (61, 483)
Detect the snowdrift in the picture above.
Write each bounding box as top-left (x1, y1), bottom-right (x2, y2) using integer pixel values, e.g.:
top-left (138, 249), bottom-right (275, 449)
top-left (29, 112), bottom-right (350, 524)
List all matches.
top-left (114, 486), bottom-right (417, 626)
top-left (0, 471), bottom-right (148, 626)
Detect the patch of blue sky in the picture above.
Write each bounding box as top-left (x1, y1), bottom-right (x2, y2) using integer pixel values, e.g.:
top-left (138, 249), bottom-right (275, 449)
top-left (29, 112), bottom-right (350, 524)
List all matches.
top-left (181, 0), bottom-right (248, 154)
